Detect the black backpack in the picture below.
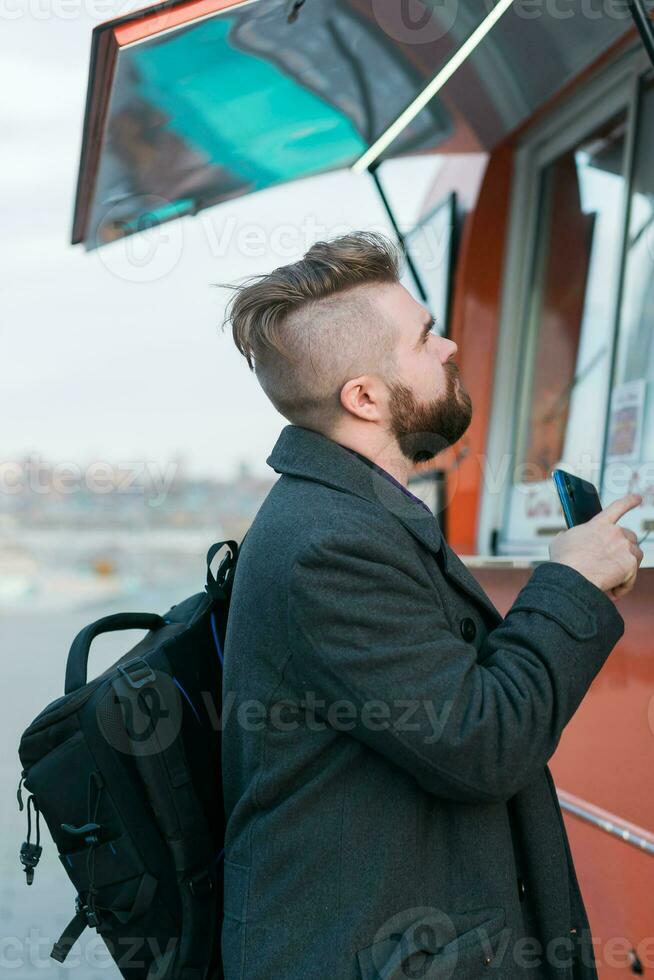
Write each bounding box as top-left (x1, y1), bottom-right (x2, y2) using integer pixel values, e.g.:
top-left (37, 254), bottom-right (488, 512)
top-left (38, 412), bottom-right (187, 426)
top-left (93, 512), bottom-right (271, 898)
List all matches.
top-left (16, 538), bottom-right (241, 980)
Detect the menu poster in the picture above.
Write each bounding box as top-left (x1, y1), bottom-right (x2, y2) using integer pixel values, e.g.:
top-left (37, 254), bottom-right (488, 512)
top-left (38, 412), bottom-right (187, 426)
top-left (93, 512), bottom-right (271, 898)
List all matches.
top-left (606, 378), bottom-right (647, 461)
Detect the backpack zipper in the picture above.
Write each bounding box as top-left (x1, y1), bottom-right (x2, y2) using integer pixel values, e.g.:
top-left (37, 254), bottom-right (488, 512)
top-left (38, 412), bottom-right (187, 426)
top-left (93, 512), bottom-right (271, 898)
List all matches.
top-left (17, 769), bottom-right (27, 810)
top-left (19, 792), bottom-right (42, 885)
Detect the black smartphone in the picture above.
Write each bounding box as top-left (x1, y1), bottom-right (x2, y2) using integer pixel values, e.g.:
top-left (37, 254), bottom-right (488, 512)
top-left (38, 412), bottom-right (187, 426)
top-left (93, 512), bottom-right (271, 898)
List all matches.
top-left (552, 468), bottom-right (603, 528)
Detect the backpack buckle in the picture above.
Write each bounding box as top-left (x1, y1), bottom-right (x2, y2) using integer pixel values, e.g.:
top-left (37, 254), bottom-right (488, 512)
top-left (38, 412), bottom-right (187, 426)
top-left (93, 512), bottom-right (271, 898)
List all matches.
top-left (19, 842), bottom-right (42, 885)
top-left (117, 659), bottom-right (156, 690)
top-left (188, 869), bottom-right (214, 899)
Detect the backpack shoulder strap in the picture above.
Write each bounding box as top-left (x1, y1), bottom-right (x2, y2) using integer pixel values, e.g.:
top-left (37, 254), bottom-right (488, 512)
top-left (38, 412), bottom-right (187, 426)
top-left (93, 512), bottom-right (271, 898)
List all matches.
top-left (110, 651), bottom-right (218, 980)
top-left (205, 538), bottom-right (241, 603)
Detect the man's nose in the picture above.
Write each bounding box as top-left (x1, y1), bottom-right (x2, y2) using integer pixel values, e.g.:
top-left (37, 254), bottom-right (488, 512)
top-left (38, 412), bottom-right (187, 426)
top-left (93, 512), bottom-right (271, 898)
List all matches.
top-left (441, 338), bottom-right (458, 361)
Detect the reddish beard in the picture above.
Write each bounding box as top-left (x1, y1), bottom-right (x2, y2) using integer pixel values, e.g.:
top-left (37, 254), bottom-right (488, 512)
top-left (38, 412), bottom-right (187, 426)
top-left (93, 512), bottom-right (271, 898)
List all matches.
top-left (387, 363), bottom-right (472, 464)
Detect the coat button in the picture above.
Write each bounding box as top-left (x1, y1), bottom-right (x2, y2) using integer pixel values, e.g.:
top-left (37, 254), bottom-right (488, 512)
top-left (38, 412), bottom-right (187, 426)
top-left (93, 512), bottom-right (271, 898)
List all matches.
top-left (517, 876), bottom-right (526, 902)
top-left (460, 617), bottom-right (476, 642)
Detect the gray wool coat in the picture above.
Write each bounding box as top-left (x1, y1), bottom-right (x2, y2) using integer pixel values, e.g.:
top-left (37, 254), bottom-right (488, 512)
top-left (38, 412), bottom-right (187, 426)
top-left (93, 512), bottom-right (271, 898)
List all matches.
top-left (221, 424), bottom-right (625, 980)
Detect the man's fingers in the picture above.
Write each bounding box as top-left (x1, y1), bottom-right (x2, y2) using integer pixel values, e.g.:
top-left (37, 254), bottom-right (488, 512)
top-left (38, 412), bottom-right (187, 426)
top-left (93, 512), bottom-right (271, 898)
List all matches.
top-left (593, 493), bottom-right (642, 526)
top-left (609, 571), bottom-right (636, 601)
top-left (609, 549), bottom-right (641, 599)
top-left (608, 579), bottom-right (630, 600)
top-left (622, 527), bottom-right (638, 545)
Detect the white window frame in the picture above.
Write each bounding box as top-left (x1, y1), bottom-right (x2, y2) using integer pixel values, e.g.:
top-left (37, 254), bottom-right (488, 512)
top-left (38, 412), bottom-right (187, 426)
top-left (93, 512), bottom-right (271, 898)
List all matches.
top-left (477, 42), bottom-right (648, 560)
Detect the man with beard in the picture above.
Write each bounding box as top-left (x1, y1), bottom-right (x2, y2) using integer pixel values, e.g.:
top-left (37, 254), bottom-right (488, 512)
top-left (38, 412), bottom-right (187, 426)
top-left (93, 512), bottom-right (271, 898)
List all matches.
top-left (219, 231), bottom-right (641, 980)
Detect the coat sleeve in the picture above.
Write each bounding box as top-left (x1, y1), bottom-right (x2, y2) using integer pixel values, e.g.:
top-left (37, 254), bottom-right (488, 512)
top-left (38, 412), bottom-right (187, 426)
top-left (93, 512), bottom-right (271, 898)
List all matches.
top-left (286, 524), bottom-right (625, 804)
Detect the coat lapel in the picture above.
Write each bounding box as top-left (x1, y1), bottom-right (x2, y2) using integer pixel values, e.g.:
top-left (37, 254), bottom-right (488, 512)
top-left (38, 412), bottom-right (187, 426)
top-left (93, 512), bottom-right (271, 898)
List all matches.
top-left (267, 425), bottom-right (502, 624)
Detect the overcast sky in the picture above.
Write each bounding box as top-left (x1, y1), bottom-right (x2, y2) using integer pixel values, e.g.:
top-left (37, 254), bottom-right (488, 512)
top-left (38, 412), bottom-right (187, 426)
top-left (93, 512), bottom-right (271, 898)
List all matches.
top-left (2, 0), bottom-right (441, 480)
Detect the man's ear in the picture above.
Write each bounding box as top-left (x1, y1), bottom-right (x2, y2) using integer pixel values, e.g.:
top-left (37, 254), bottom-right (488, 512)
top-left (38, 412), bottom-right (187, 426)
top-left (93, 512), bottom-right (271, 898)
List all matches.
top-left (339, 375), bottom-right (383, 422)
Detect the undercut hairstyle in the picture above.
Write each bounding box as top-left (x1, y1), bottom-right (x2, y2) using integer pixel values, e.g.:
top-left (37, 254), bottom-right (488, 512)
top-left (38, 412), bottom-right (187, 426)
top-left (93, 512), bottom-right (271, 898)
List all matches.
top-left (218, 231), bottom-right (405, 434)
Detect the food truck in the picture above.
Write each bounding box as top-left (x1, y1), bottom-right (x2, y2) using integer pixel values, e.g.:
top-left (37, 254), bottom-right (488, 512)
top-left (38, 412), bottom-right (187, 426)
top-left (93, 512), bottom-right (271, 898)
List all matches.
top-left (72, 2), bottom-right (654, 974)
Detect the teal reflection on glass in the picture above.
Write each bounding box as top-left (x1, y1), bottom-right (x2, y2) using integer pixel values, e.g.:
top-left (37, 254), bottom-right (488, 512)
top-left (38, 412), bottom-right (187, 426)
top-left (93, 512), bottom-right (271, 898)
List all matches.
top-left (127, 15), bottom-right (366, 189)
top-left (121, 198), bottom-right (195, 234)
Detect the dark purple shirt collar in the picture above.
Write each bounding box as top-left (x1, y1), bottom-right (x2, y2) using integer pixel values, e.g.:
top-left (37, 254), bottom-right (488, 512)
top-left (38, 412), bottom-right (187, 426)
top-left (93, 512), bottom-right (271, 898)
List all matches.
top-left (337, 443), bottom-right (433, 516)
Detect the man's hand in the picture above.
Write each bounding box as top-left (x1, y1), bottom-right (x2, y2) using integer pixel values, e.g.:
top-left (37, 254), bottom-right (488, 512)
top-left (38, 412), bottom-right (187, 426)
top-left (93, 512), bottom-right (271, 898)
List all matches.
top-left (549, 493), bottom-right (644, 602)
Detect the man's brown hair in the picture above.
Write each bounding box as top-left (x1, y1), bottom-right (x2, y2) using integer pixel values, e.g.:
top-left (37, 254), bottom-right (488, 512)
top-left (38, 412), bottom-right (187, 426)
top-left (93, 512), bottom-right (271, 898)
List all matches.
top-left (219, 231), bottom-right (405, 434)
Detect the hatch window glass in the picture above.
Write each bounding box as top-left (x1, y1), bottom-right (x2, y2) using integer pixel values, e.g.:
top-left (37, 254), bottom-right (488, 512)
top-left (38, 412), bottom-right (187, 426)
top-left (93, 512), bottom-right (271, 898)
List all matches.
top-left (501, 111), bottom-right (628, 551)
top-left (601, 81), bottom-right (654, 543)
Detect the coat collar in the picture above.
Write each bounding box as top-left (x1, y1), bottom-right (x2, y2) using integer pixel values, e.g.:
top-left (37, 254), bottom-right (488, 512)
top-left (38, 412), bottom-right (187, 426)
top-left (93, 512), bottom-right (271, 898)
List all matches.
top-left (267, 424), bottom-right (503, 626)
top-left (266, 424), bottom-right (443, 557)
